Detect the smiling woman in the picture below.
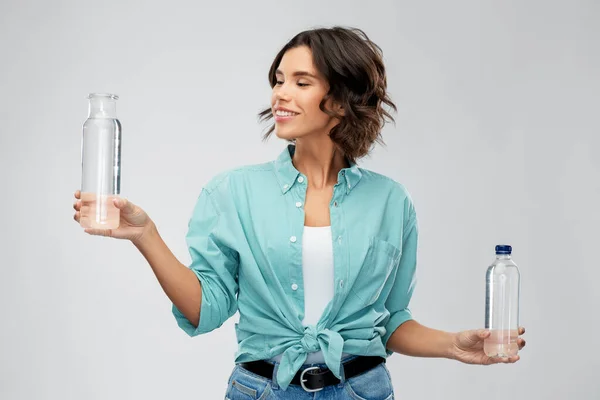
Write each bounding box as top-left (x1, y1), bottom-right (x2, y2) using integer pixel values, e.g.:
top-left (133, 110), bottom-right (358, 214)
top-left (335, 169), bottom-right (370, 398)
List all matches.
top-left (73, 24), bottom-right (526, 400)
top-left (258, 27), bottom-right (398, 165)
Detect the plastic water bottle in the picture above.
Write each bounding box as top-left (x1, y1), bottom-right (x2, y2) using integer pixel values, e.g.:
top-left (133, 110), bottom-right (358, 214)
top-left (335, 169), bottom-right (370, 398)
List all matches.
top-left (79, 93), bottom-right (122, 230)
top-left (484, 245), bottom-right (520, 358)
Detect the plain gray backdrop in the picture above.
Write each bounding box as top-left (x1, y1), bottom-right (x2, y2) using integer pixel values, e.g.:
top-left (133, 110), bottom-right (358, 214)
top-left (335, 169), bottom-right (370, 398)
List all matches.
top-left (1, 0), bottom-right (598, 399)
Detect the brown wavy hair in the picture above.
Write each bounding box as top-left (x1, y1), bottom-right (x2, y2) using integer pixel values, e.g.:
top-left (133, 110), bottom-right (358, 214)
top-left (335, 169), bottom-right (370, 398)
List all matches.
top-left (258, 26), bottom-right (397, 164)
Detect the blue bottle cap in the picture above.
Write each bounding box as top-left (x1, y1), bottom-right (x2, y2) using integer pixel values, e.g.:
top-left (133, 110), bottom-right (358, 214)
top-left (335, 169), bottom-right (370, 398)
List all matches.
top-left (495, 245), bottom-right (512, 255)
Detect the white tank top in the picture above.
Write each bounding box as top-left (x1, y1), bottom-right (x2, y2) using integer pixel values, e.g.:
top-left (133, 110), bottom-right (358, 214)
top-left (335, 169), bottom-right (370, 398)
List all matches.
top-left (270, 225), bottom-right (351, 364)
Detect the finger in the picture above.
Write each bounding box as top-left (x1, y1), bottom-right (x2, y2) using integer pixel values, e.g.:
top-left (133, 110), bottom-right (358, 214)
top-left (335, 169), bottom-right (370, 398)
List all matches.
top-left (484, 356), bottom-right (497, 365)
top-left (495, 355), bottom-right (519, 363)
top-left (74, 190), bottom-right (81, 199)
top-left (519, 326), bottom-right (525, 335)
top-left (73, 200), bottom-right (81, 211)
top-left (486, 355), bottom-right (510, 364)
top-left (488, 356), bottom-right (504, 365)
top-left (518, 338), bottom-right (526, 349)
top-left (113, 197), bottom-right (134, 213)
top-left (478, 329), bottom-right (491, 339)
top-left (74, 211), bottom-right (80, 222)
top-left (84, 228), bottom-right (113, 237)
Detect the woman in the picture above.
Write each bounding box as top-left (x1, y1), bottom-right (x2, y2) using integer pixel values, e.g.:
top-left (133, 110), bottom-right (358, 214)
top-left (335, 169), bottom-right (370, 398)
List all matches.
top-left (73, 26), bottom-right (526, 399)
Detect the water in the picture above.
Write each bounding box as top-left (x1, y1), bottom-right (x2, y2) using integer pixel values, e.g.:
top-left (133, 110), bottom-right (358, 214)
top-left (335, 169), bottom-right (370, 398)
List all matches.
top-left (79, 93), bottom-right (121, 229)
top-left (79, 192), bottom-right (120, 229)
top-left (483, 329), bottom-right (519, 358)
top-left (484, 245), bottom-right (520, 357)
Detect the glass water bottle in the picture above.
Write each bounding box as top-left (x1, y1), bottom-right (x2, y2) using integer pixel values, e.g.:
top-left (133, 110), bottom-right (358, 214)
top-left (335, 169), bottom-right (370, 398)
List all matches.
top-left (79, 93), bottom-right (122, 230)
top-left (484, 245), bottom-right (521, 357)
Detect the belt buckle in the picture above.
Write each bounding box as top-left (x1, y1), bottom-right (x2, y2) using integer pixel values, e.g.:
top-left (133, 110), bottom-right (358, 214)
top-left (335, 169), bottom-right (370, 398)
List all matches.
top-left (300, 366), bottom-right (324, 392)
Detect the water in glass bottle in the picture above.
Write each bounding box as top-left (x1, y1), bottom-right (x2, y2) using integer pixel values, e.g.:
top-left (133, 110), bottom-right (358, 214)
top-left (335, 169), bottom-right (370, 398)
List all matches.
top-left (484, 244), bottom-right (520, 358)
top-left (79, 93), bottom-right (122, 230)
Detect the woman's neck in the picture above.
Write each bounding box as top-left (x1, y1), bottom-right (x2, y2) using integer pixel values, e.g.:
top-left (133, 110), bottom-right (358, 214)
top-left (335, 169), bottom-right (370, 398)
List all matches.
top-left (292, 137), bottom-right (348, 190)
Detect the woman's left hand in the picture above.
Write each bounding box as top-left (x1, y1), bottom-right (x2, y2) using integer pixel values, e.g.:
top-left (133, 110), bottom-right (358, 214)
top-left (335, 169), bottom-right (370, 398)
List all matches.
top-left (449, 326), bottom-right (526, 365)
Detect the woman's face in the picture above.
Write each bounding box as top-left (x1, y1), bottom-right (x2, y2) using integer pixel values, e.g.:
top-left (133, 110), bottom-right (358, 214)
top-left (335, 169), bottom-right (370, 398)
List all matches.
top-left (271, 46), bottom-right (342, 141)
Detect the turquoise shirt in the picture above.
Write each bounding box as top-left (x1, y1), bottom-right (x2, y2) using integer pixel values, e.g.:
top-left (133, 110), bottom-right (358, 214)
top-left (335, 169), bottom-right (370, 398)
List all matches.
top-left (172, 144), bottom-right (418, 391)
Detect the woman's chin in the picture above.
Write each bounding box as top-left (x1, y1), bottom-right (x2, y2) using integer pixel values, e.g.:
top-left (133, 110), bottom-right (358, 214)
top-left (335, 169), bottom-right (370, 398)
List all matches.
top-left (274, 129), bottom-right (296, 141)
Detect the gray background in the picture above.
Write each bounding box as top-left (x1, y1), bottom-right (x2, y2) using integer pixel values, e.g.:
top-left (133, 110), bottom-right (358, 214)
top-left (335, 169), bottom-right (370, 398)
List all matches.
top-left (1, 0), bottom-right (598, 398)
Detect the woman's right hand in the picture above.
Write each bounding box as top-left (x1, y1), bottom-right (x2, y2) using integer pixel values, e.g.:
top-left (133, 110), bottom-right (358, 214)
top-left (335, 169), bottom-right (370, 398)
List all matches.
top-left (73, 190), bottom-right (155, 243)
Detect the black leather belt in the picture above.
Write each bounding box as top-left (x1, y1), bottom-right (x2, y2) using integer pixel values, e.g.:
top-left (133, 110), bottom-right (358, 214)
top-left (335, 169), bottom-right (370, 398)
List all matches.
top-left (240, 355), bottom-right (385, 392)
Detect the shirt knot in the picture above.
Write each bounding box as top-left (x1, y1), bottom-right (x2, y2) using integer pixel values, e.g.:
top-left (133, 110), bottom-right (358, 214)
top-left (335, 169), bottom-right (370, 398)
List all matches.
top-left (275, 325), bottom-right (345, 391)
top-left (300, 325), bottom-right (320, 352)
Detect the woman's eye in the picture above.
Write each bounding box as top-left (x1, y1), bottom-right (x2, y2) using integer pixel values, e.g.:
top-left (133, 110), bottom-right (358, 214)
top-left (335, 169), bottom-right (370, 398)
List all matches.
top-left (274, 80), bottom-right (309, 87)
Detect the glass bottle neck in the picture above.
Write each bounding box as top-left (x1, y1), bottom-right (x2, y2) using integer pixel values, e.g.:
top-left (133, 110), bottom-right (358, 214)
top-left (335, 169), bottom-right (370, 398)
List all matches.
top-left (495, 254), bottom-right (512, 260)
top-left (88, 97), bottom-right (117, 118)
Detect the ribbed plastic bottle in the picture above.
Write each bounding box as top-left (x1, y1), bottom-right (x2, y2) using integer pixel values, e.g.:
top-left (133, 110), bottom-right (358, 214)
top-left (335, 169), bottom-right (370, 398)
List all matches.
top-left (79, 93), bottom-right (122, 230)
top-left (484, 245), bottom-right (521, 357)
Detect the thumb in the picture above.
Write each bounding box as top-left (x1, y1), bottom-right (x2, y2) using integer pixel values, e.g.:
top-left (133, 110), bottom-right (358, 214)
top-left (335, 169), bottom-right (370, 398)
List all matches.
top-left (114, 197), bottom-right (134, 213)
top-left (459, 329), bottom-right (488, 346)
top-left (476, 329), bottom-right (491, 340)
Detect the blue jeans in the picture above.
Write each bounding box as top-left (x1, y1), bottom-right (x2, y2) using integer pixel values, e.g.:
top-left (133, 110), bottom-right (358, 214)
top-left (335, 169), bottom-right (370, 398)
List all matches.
top-left (224, 355), bottom-right (395, 399)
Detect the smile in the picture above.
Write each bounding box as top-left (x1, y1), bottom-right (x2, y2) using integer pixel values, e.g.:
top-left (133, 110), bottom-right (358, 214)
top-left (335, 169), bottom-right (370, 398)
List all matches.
top-left (274, 111), bottom-right (299, 122)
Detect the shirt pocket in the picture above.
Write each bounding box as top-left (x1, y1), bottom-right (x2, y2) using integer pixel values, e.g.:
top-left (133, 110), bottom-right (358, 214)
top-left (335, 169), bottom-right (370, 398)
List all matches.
top-left (351, 237), bottom-right (402, 306)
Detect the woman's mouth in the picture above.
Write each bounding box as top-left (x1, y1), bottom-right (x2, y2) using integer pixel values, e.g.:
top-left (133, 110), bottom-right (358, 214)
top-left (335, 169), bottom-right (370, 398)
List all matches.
top-left (274, 110), bottom-right (299, 122)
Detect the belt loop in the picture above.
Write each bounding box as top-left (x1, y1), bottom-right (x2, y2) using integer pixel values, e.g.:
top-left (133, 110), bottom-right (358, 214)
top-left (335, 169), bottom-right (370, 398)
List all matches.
top-left (336, 359), bottom-right (347, 388)
top-left (271, 362), bottom-right (280, 390)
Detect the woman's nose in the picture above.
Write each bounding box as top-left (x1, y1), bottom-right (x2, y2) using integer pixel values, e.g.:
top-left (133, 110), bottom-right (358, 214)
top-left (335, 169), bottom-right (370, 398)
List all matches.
top-left (274, 84), bottom-right (291, 102)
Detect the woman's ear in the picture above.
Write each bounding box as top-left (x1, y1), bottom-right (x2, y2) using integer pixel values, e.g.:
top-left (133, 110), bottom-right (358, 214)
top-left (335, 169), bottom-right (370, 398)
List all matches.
top-left (325, 97), bottom-right (345, 117)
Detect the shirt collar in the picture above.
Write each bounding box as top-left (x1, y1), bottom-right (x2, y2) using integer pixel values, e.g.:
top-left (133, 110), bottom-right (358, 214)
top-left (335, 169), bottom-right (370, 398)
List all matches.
top-left (273, 144), bottom-right (362, 194)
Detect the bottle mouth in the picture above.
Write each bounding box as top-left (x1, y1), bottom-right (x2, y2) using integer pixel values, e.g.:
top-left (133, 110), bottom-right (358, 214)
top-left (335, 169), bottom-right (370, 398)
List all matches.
top-left (88, 93), bottom-right (119, 100)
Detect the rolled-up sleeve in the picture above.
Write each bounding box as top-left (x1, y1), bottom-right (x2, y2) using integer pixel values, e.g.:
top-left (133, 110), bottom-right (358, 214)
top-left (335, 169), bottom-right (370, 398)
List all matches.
top-left (382, 208), bottom-right (418, 352)
top-left (172, 187), bottom-right (239, 336)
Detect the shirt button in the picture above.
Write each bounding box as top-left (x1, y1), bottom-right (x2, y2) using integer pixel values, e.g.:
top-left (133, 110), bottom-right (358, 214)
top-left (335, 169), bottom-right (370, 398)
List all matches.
top-left (283, 184), bottom-right (289, 190)
top-left (334, 201), bottom-right (338, 207)
top-left (295, 201), bottom-right (302, 208)
top-left (290, 236), bottom-right (297, 243)
top-left (339, 280), bottom-right (344, 288)
top-left (291, 283), bottom-right (298, 291)
top-left (297, 176), bottom-right (305, 183)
